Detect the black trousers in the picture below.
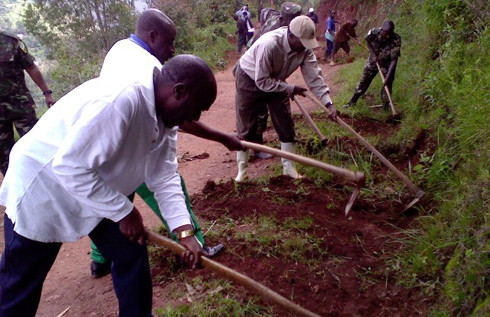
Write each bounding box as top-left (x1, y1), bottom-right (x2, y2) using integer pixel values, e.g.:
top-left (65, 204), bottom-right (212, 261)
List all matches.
top-left (0, 214), bottom-right (152, 317)
top-left (235, 64), bottom-right (296, 143)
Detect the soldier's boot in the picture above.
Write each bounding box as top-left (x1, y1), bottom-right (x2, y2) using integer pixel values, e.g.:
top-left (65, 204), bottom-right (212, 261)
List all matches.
top-left (281, 142), bottom-right (302, 179)
top-left (235, 150), bottom-right (249, 182)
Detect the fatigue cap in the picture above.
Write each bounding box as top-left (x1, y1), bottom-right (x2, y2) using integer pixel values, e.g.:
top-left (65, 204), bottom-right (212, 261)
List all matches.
top-left (281, 2), bottom-right (302, 24)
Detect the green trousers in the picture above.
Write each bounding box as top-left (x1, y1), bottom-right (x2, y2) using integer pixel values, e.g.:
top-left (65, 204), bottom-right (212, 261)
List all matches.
top-left (91, 175), bottom-right (205, 264)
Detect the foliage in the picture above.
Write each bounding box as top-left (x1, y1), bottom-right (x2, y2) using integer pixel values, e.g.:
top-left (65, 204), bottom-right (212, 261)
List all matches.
top-left (331, 0), bottom-right (490, 315)
top-left (152, 0), bottom-right (235, 69)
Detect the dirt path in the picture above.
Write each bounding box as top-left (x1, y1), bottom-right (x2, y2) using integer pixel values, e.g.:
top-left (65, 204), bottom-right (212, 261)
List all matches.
top-left (0, 49), bottom-right (348, 316)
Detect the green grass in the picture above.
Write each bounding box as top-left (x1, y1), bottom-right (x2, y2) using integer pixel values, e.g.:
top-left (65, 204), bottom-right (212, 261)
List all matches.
top-left (153, 276), bottom-right (272, 317)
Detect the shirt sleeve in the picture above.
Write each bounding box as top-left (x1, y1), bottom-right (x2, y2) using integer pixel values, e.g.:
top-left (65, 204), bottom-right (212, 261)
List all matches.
top-left (365, 28), bottom-right (377, 43)
top-left (300, 50), bottom-right (332, 105)
top-left (391, 36), bottom-right (402, 60)
top-left (51, 92), bottom-right (135, 223)
top-left (16, 40), bottom-right (35, 69)
top-left (144, 130), bottom-right (191, 232)
top-left (254, 44), bottom-right (295, 94)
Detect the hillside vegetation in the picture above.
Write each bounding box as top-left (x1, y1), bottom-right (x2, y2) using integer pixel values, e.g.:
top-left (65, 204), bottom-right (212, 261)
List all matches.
top-left (318, 0), bottom-right (490, 315)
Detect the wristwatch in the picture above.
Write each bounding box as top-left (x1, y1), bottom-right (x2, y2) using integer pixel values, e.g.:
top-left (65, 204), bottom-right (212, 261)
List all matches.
top-left (43, 89), bottom-right (53, 96)
top-left (177, 229), bottom-right (195, 240)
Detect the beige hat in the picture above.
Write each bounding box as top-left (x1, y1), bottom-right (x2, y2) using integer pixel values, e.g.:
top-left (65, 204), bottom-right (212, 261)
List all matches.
top-left (289, 16), bottom-right (319, 49)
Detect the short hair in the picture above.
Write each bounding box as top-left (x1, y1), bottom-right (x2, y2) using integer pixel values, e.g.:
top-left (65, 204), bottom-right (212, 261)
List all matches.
top-left (162, 55), bottom-right (217, 107)
top-left (382, 20), bottom-right (395, 32)
top-left (136, 9), bottom-right (174, 34)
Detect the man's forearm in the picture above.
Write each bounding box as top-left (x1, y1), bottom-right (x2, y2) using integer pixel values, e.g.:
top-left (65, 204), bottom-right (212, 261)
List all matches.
top-left (25, 64), bottom-right (50, 93)
top-left (386, 59), bottom-right (398, 81)
top-left (180, 120), bottom-right (226, 143)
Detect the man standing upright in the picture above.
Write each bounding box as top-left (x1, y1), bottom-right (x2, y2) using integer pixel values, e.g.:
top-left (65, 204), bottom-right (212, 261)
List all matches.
top-left (0, 31), bottom-right (55, 176)
top-left (307, 8), bottom-right (319, 25)
top-left (234, 16), bottom-right (337, 182)
top-left (344, 21), bottom-right (401, 109)
top-left (324, 10), bottom-right (336, 61)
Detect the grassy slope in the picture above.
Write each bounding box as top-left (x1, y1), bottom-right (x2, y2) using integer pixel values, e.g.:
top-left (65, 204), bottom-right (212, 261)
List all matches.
top-left (326, 1), bottom-right (489, 315)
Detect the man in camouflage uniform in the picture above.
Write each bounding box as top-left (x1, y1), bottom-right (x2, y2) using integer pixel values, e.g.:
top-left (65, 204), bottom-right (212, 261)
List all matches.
top-left (0, 31), bottom-right (55, 175)
top-left (249, 2), bottom-right (302, 48)
top-left (344, 21), bottom-right (401, 109)
top-left (245, 2), bottom-right (301, 159)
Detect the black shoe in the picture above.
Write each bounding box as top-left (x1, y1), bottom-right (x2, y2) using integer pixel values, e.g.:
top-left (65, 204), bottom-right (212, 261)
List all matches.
top-left (91, 260), bottom-right (111, 278)
top-left (202, 244), bottom-right (225, 258)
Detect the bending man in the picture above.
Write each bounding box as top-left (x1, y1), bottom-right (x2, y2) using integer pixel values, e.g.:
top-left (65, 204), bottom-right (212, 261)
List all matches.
top-left (0, 54), bottom-right (215, 317)
top-left (344, 21), bottom-right (401, 109)
top-left (90, 9), bottom-right (245, 277)
top-left (234, 16), bottom-right (337, 182)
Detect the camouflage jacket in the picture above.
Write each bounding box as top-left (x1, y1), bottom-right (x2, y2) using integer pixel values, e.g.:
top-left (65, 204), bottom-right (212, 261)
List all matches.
top-left (249, 2), bottom-right (302, 47)
top-left (365, 28), bottom-right (401, 65)
top-left (0, 31), bottom-right (35, 97)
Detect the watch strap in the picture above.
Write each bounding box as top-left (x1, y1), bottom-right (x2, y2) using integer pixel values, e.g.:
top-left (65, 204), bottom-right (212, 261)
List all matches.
top-left (177, 229), bottom-right (195, 240)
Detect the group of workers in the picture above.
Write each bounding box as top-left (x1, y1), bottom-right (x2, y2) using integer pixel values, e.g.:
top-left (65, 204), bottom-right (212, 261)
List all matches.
top-left (0, 2), bottom-right (402, 316)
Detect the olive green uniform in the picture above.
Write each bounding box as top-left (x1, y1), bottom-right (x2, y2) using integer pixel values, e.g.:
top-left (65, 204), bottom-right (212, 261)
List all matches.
top-left (350, 28), bottom-right (402, 108)
top-left (0, 32), bottom-right (38, 175)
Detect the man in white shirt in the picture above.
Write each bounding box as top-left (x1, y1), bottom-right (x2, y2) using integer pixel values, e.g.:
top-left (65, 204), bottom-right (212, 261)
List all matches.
top-left (88, 9), bottom-right (243, 278)
top-left (234, 16), bottom-right (337, 182)
top-left (0, 54), bottom-right (216, 317)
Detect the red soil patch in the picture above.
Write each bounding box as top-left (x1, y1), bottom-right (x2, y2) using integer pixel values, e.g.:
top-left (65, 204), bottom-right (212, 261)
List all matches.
top-left (173, 176), bottom-right (431, 316)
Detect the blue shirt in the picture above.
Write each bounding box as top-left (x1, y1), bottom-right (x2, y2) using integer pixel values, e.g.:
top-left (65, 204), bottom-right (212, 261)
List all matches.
top-left (326, 17), bottom-right (336, 32)
top-left (129, 34), bottom-right (152, 54)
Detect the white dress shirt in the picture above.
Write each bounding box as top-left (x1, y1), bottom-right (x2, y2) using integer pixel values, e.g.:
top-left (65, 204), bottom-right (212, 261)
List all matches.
top-left (100, 38), bottom-right (161, 87)
top-left (239, 27), bottom-right (333, 106)
top-left (0, 77), bottom-right (191, 243)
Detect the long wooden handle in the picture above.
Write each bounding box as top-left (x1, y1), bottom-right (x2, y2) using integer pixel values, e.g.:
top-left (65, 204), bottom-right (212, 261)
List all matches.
top-left (304, 92), bottom-right (423, 195)
top-left (349, 36), bottom-right (397, 115)
top-left (146, 230), bottom-right (321, 317)
top-left (293, 96), bottom-right (327, 143)
top-left (241, 141), bottom-right (364, 184)
top-left (375, 62), bottom-right (397, 115)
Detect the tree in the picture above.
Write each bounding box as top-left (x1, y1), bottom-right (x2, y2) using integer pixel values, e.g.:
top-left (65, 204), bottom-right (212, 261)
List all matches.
top-left (23, 0), bottom-right (137, 95)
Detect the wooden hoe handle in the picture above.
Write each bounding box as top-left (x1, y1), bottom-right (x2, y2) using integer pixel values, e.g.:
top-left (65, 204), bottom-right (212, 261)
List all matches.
top-left (146, 230), bottom-right (321, 317)
top-left (304, 91), bottom-right (423, 196)
top-left (241, 141), bottom-right (365, 184)
top-left (293, 96), bottom-right (327, 144)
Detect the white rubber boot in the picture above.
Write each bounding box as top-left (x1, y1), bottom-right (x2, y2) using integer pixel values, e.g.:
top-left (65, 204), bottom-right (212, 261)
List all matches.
top-left (281, 142), bottom-right (302, 179)
top-left (235, 150), bottom-right (249, 182)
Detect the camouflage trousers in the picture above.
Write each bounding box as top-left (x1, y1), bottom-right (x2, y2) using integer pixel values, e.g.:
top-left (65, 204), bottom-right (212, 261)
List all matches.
top-left (351, 61), bottom-right (396, 107)
top-left (0, 94), bottom-right (37, 175)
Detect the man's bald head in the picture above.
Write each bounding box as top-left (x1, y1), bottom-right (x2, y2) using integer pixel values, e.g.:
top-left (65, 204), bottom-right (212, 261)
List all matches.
top-left (381, 20), bottom-right (395, 39)
top-left (136, 9), bottom-right (176, 63)
top-left (155, 55), bottom-right (217, 127)
top-left (136, 9), bottom-right (174, 35)
top-left (162, 54), bottom-right (217, 108)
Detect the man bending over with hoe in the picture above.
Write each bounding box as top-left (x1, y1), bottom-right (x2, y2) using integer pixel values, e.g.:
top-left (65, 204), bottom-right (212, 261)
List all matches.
top-left (89, 9), bottom-right (246, 278)
top-left (234, 16), bottom-right (337, 182)
top-left (344, 20), bottom-right (401, 109)
top-left (0, 54), bottom-right (217, 317)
